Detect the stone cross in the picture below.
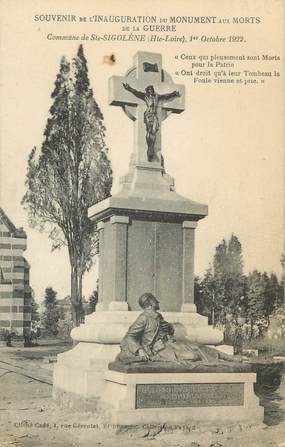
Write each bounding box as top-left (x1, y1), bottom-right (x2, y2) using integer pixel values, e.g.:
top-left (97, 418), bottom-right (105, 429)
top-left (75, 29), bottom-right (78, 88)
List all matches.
top-left (109, 51), bottom-right (185, 165)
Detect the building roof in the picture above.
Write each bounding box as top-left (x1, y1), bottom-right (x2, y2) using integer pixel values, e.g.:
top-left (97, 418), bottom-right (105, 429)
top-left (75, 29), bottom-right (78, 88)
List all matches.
top-left (0, 208), bottom-right (27, 238)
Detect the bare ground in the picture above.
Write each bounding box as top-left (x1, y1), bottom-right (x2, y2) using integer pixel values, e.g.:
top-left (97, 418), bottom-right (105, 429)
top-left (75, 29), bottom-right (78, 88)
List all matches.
top-left (0, 340), bottom-right (284, 447)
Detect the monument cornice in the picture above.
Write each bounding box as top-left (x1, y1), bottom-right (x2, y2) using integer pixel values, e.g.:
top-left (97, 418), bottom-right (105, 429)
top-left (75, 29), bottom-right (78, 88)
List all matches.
top-left (88, 196), bottom-right (208, 225)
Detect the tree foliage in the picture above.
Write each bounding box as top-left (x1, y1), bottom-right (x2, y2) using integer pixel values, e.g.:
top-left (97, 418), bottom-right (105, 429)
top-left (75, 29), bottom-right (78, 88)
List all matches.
top-left (57, 314), bottom-right (73, 341)
top-left (199, 234), bottom-right (245, 325)
top-left (41, 287), bottom-right (63, 335)
top-left (197, 234), bottom-right (283, 328)
top-left (213, 235), bottom-right (244, 317)
top-left (88, 289), bottom-right (98, 314)
top-left (22, 45), bottom-right (112, 326)
top-left (30, 288), bottom-right (40, 322)
top-left (197, 269), bottom-right (217, 324)
top-left (246, 270), bottom-right (266, 321)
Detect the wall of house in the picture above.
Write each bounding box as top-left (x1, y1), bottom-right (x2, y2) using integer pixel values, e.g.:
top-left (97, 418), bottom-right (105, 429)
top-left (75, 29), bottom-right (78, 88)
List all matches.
top-left (0, 214), bottom-right (32, 336)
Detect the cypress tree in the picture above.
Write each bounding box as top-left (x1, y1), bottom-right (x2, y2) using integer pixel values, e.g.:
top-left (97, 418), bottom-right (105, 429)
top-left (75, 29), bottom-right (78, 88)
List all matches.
top-left (22, 46), bottom-right (112, 326)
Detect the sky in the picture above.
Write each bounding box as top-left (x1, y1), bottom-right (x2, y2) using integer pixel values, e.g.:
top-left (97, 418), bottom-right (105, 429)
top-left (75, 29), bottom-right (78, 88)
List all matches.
top-left (0, 0), bottom-right (284, 302)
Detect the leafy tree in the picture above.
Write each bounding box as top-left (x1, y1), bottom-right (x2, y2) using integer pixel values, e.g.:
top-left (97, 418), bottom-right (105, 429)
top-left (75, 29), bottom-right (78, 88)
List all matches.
top-left (198, 233), bottom-right (283, 340)
top-left (277, 276), bottom-right (285, 308)
top-left (213, 235), bottom-right (244, 322)
top-left (227, 235), bottom-right (243, 277)
top-left (213, 239), bottom-right (227, 277)
top-left (22, 45), bottom-right (112, 326)
top-left (198, 269), bottom-right (218, 324)
top-left (30, 288), bottom-right (40, 322)
top-left (194, 276), bottom-right (203, 315)
top-left (263, 273), bottom-right (279, 317)
top-left (41, 287), bottom-right (63, 335)
top-left (57, 314), bottom-right (73, 341)
top-left (198, 234), bottom-right (245, 325)
top-left (226, 235), bottom-right (244, 311)
top-left (88, 289), bottom-right (98, 313)
top-left (246, 270), bottom-right (266, 322)
top-left (245, 271), bottom-right (283, 327)
top-left (281, 254), bottom-right (285, 305)
top-left (212, 239), bottom-right (228, 322)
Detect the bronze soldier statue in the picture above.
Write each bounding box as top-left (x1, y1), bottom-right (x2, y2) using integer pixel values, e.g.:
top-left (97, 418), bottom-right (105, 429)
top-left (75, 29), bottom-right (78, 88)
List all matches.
top-left (116, 293), bottom-right (248, 369)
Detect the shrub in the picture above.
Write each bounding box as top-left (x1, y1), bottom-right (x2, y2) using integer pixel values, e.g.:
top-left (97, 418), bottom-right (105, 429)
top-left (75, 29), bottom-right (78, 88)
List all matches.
top-left (57, 315), bottom-right (73, 341)
top-left (0, 328), bottom-right (10, 341)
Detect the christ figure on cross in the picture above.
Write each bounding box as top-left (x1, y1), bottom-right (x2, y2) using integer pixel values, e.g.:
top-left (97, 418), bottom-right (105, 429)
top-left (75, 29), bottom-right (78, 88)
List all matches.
top-left (123, 83), bottom-right (181, 162)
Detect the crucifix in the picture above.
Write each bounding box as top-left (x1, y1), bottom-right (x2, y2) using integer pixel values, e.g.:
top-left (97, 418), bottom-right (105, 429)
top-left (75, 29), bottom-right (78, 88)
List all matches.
top-left (109, 52), bottom-right (185, 165)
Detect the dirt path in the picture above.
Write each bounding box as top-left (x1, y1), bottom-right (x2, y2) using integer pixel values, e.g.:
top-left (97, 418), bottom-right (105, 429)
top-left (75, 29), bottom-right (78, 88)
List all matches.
top-left (0, 342), bottom-right (284, 447)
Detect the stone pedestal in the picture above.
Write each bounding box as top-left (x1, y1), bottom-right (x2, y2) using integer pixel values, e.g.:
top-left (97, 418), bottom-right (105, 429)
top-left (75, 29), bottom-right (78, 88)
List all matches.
top-left (88, 164), bottom-right (208, 313)
top-left (53, 343), bottom-right (119, 410)
top-left (101, 370), bottom-right (264, 426)
top-left (53, 164), bottom-right (225, 408)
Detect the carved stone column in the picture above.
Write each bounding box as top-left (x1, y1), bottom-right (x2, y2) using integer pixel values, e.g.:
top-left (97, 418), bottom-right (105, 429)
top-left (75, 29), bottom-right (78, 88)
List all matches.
top-left (108, 216), bottom-right (129, 311)
top-left (181, 221), bottom-right (197, 313)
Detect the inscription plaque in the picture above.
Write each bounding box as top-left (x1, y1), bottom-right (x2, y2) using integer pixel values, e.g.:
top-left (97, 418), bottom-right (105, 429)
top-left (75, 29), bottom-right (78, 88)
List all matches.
top-left (136, 383), bottom-right (244, 409)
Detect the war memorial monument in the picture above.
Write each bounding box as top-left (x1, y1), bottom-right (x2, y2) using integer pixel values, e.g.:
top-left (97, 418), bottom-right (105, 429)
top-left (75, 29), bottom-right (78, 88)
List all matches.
top-left (53, 51), bottom-right (263, 425)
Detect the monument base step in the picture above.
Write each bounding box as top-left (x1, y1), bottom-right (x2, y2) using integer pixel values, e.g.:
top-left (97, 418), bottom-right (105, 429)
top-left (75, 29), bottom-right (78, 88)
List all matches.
top-left (53, 387), bottom-right (101, 412)
top-left (71, 310), bottom-right (223, 345)
top-left (102, 405), bottom-right (264, 426)
top-left (53, 342), bottom-right (120, 402)
top-left (101, 370), bottom-right (264, 426)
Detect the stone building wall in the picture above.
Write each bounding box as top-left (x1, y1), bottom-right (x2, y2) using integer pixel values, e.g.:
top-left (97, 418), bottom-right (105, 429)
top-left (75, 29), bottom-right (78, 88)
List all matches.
top-left (0, 208), bottom-right (32, 335)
